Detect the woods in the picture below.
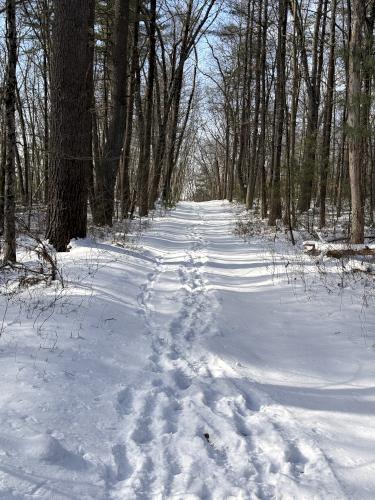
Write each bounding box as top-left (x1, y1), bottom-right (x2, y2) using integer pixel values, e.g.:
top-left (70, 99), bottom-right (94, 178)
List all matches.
top-left (2, 3), bottom-right (375, 497)
top-left (0, 0), bottom-right (374, 256)
top-left (196, 0), bottom-right (375, 246)
top-left (0, 0), bottom-right (218, 256)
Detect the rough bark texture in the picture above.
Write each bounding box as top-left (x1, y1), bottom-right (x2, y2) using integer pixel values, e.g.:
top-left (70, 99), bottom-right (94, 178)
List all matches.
top-left (268, 0), bottom-right (287, 225)
top-left (94, 0), bottom-right (130, 226)
top-left (246, 0), bottom-right (263, 209)
top-left (292, 0), bottom-right (327, 213)
top-left (0, 129), bottom-right (5, 234)
top-left (120, 0), bottom-right (139, 219)
top-left (319, 0), bottom-right (336, 228)
top-left (138, 0), bottom-right (156, 217)
top-left (3, 0), bottom-right (17, 263)
top-left (348, 0), bottom-right (365, 244)
top-left (46, 0), bottom-right (94, 251)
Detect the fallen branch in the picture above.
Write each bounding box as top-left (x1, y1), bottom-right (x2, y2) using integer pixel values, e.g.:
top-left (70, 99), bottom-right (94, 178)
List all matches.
top-left (303, 241), bottom-right (375, 259)
top-left (16, 217), bottom-right (63, 284)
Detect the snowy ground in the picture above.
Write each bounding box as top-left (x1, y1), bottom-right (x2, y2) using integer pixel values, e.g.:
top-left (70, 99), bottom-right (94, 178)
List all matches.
top-left (1, 201), bottom-right (375, 499)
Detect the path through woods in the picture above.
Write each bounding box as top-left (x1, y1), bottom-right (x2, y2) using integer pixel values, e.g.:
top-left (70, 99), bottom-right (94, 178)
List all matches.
top-left (1, 202), bottom-right (375, 498)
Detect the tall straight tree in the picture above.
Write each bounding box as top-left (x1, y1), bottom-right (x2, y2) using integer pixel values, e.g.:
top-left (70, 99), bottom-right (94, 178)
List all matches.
top-left (348, 0), bottom-right (365, 243)
top-left (46, 0), bottom-right (94, 251)
top-left (94, 0), bottom-right (130, 226)
top-left (235, 0), bottom-right (253, 204)
top-left (319, 0), bottom-right (336, 228)
top-left (3, 0), bottom-right (17, 263)
top-left (138, 0), bottom-right (156, 217)
top-left (269, 0), bottom-right (288, 225)
top-left (292, 0), bottom-right (328, 212)
top-left (0, 128), bottom-right (4, 235)
top-left (120, 0), bottom-right (140, 219)
top-left (246, 0), bottom-right (263, 210)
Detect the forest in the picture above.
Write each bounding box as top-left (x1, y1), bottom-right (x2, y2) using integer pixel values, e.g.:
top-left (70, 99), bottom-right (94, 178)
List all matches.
top-left (0, 1), bottom-right (375, 499)
top-left (0, 0), bottom-right (373, 255)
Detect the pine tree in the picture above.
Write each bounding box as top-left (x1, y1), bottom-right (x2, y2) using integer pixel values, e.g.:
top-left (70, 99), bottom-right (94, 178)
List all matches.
top-left (3, 0), bottom-right (18, 264)
top-left (46, 0), bottom-right (94, 251)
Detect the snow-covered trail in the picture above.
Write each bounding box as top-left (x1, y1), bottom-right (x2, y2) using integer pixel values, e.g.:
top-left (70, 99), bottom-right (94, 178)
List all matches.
top-left (109, 202), bottom-right (344, 499)
top-left (1, 201), bottom-right (375, 499)
top-left (106, 200), bottom-right (352, 499)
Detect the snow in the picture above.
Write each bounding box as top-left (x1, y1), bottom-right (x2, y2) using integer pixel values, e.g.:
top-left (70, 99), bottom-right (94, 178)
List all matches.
top-left (1, 200), bottom-right (375, 498)
top-left (303, 240), bottom-right (375, 251)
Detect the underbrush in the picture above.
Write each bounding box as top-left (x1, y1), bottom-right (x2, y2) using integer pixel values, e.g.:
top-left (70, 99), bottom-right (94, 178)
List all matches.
top-left (233, 205), bottom-right (375, 315)
top-left (0, 207), bottom-right (158, 347)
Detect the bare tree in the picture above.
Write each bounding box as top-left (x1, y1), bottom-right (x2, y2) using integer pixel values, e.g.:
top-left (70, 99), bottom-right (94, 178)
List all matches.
top-left (347, 0), bottom-right (365, 243)
top-left (3, 0), bottom-right (17, 263)
top-left (94, 0), bottom-right (130, 226)
top-left (268, 0), bottom-right (287, 226)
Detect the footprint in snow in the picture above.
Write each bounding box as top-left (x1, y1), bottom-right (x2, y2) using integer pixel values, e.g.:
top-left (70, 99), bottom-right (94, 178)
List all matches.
top-left (112, 443), bottom-right (132, 481)
top-left (285, 442), bottom-right (308, 475)
top-left (117, 387), bottom-right (133, 416)
top-left (131, 422), bottom-right (153, 445)
top-left (172, 369), bottom-right (192, 391)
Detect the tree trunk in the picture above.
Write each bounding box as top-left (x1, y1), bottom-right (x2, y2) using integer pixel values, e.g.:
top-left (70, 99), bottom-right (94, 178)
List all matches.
top-left (269, 0), bottom-right (287, 225)
top-left (3, 0), bottom-right (18, 263)
top-left (0, 127), bottom-right (5, 234)
top-left (246, 0), bottom-right (263, 209)
top-left (138, 0), bottom-right (156, 217)
top-left (319, 0), bottom-right (336, 228)
top-left (46, 0), bottom-right (94, 251)
top-left (347, 0), bottom-right (365, 243)
top-left (121, 0), bottom-right (139, 219)
top-left (94, 0), bottom-right (130, 226)
top-left (292, 0), bottom-right (327, 212)
top-left (16, 85), bottom-right (30, 206)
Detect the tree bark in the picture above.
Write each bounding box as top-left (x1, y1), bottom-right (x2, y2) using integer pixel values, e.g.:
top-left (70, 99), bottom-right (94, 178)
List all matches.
top-left (3, 0), bottom-right (18, 263)
top-left (120, 0), bottom-right (139, 219)
top-left (94, 0), bottom-right (130, 226)
top-left (319, 0), bottom-right (336, 228)
top-left (269, 0), bottom-right (287, 225)
top-left (347, 0), bottom-right (365, 243)
top-left (138, 0), bottom-right (156, 217)
top-left (46, 0), bottom-right (94, 251)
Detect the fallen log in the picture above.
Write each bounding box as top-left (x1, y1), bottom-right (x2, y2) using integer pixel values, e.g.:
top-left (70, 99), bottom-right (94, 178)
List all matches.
top-left (303, 241), bottom-right (375, 259)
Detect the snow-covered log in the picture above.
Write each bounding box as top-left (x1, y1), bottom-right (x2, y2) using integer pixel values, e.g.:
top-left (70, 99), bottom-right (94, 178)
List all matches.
top-left (303, 240), bottom-right (375, 258)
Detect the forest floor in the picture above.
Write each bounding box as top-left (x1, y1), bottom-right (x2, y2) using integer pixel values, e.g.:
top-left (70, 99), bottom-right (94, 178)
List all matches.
top-left (1, 201), bottom-right (375, 499)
